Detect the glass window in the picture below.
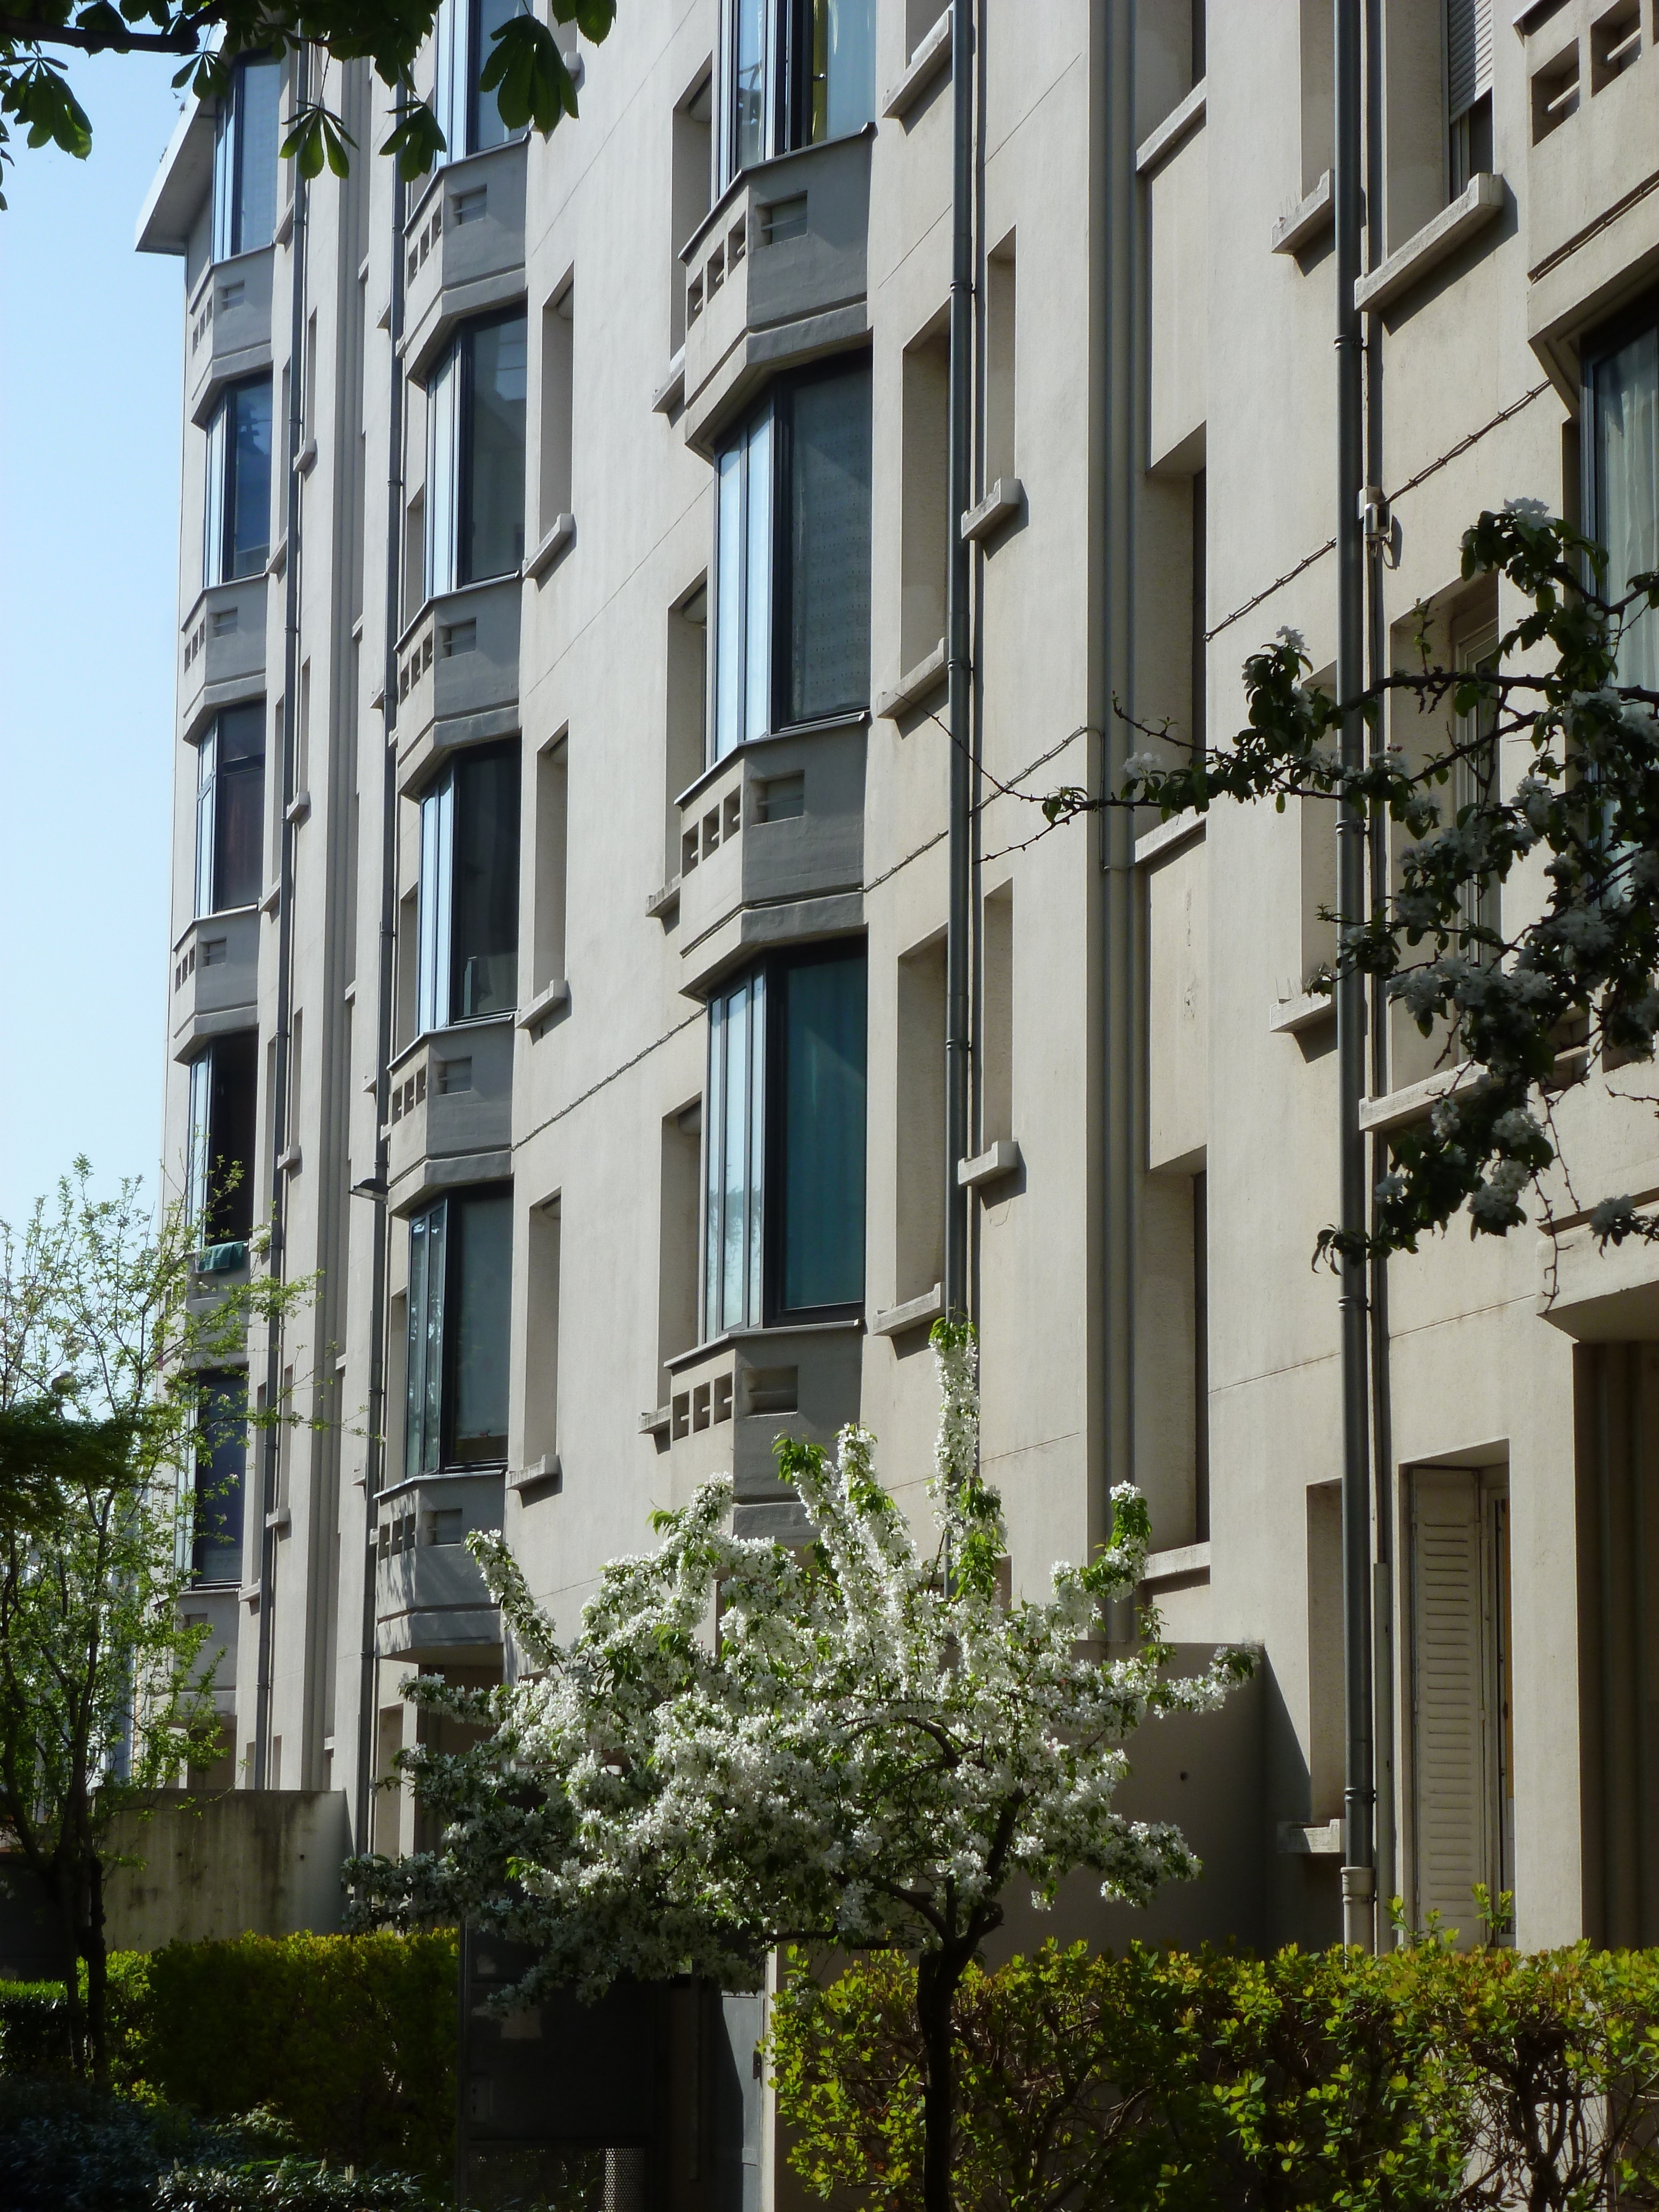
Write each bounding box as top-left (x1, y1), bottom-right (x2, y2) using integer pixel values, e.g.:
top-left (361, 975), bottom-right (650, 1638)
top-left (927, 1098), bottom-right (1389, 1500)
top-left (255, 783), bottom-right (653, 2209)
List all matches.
top-left (703, 943), bottom-right (866, 1332)
top-left (711, 359), bottom-right (869, 760)
top-left (427, 312), bottom-right (527, 595)
top-left (192, 1373), bottom-right (247, 1585)
top-left (204, 377), bottom-right (273, 587)
top-left (418, 741), bottom-right (520, 1032)
top-left (406, 1186), bottom-right (513, 1477)
top-left (195, 701), bottom-right (266, 917)
top-left (1588, 312), bottom-right (1659, 692)
top-left (719, 0), bottom-right (874, 184)
top-left (186, 1031), bottom-right (259, 1246)
top-left (432, 0), bottom-right (528, 164)
top-left (211, 54), bottom-right (281, 262)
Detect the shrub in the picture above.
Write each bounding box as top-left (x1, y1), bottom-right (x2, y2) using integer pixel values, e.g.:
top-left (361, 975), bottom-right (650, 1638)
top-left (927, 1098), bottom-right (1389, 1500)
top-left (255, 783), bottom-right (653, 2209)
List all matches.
top-left (0, 1977), bottom-right (74, 2077)
top-left (154, 2157), bottom-right (436, 2211)
top-left (0, 2078), bottom-right (279, 2212)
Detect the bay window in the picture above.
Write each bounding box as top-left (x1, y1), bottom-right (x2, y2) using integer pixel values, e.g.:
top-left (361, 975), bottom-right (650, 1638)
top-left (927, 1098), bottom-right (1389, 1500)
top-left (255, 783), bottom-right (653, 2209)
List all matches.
top-left (417, 741), bottom-right (520, 1031)
top-left (712, 358), bottom-right (871, 761)
top-left (190, 1374), bottom-right (247, 1585)
top-left (211, 53), bottom-right (281, 262)
top-left (1587, 304), bottom-right (1659, 691)
top-left (427, 311), bottom-right (527, 597)
top-left (186, 1031), bottom-right (259, 1246)
top-left (195, 702), bottom-right (265, 916)
top-left (432, 0), bottom-right (527, 164)
top-left (704, 942), bottom-right (866, 1334)
top-left (204, 376), bottom-right (272, 586)
top-left (407, 1185), bottom-right (513, 1476)
top-left (720, 0), bottom-right (875, 184)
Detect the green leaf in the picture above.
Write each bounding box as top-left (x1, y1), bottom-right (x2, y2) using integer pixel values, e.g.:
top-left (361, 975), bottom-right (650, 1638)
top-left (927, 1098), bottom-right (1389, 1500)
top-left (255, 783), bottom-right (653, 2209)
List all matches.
top-left (480, 12), bottom-right (577, 134)
top-left (379, 97), bottom-right (447, 179)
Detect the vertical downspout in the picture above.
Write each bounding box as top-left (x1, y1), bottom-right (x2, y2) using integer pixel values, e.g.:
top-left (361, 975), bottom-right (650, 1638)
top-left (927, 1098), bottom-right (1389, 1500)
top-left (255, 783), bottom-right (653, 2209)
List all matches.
top-left (355, 96), bottom-right (407, 1849)
top-left (1335, 0), bottom-right (1375, 1950)
top-left (943, 0), bottom-right (974, 1322)
top-left (256, 39), bottom-right (311, 1790)
top-left (1362, 0), bottom-right (1396, 1935)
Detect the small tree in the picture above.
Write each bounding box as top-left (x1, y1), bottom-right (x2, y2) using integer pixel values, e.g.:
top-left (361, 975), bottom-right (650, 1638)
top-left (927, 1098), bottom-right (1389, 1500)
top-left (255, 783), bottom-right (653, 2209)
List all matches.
top-left (0, 1161), bottom-right (310, 2080)
top-left (350, 1322), bottom-right (1252, 2212)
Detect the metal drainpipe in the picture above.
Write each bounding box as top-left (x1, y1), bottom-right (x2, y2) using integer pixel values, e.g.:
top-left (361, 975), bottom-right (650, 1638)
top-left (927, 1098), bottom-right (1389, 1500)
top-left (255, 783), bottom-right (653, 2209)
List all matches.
top-left (255, 38), bottom-right (311, 1792)
top-left (354, 98), bottom-right (407, 1850)
top-left (943, 0), bottom-right (974, 1323)
top-left (1334, 0), bottom-right (1375, 1951)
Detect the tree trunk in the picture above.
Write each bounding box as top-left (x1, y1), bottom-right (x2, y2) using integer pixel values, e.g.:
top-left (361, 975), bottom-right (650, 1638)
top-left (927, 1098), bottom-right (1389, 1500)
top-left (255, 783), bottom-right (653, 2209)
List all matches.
top-left (52, 1856), bottom-right (88, 2080)
top-left (83, 1853), bottom-right (108, 2089)
top-left (916, 1946), bottom-right (970, 2212)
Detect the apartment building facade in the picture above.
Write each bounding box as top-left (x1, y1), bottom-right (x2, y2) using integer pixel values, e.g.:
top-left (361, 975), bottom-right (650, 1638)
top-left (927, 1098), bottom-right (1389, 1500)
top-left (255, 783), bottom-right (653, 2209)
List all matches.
top-left (137, 0), bottom-right (1659, 2166)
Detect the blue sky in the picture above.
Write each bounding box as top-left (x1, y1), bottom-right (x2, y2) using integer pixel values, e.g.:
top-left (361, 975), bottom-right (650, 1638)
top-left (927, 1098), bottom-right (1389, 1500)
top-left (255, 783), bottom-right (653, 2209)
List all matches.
top-left (0, 54), bottom-right (188, 1228)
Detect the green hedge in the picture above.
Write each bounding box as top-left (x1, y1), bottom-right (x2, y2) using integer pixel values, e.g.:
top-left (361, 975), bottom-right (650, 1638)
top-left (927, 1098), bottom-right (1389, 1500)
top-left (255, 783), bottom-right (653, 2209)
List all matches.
top-left (0, 1980), bottom-right (73, 2077)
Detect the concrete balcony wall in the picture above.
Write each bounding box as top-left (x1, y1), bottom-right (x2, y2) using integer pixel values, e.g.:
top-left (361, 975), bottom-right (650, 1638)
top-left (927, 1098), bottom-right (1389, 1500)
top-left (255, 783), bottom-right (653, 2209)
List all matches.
top-left (394, 577), bottom-right (522, 795)
top-left (180, 575), bottom-right (268, 741)
top-left (387, 1013), bottom-right (515, 1204)
top-left (187, 244), bottom-right (275, 427)
top-left (403, 138), bottom-right (528, 384)
top-left (666, 1322), bottom-right (863, 1518)
top-left (171, 906), bottom-right (259, 1059)
top-left (375, 1468), bottom-right (505, 1656)
top-left (681, 129), bottom-right (873, 453)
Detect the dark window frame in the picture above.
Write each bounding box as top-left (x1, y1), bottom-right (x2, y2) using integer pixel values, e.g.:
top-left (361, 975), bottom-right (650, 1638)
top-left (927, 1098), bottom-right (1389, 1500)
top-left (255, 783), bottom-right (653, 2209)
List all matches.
top-left (212, 52), bottom-right (281, 262)
top-left (406, 1181), bottom-right (514, 1478)
top-left (195, 701), bottom-right (266, 917)
top-left (207, 373), bottom-right (273, 585)
top-left (192, 1370), bottom-right (248, 1586)
top-left (719, 0), bottom-right (875, 184)
top-left (428, 308), bottom-right (528, 595)
top-left (416, 736), bottom-right (521, 1033)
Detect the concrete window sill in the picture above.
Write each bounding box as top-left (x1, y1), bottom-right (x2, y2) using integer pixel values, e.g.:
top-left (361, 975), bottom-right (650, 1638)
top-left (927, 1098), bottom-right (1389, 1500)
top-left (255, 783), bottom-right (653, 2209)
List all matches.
top-left (1141, 1540), bottom-right (1210, 1587)
top-left (875, 639), bottom-right (946, 720)
top-left (508, 1453), bottom-right (562, 1496)
top-left (1278, 1819), bottom-right (1343, 1856)
top-left (516, 977), bottom-right (570, 1033)
top-left (1271, 170), bottom-right (1332, 256)
top-left (1268, 990), bottom-right (1334, 1035)
top-left (285, 789), bottom-right (311, 825)
top-left (870, 1284), bottom-right (942, 1337)
top-left (523, 513), bottom-right (575, 582)
top-left (645, 876), bottom-right (681, 922)
top-left (639, 1406), bottom-right (671, 1437)
top-left (959, 1139), bottom-right (1020, 1190)
top-left (1358, 1064), bottom-right (1467, 1137)
top-left (1354, 173), bottom-right (1503, 312)
top-left (1135, 79), bottom-right (1205, 176)
top-left (882, 9), bottom-right (951, 121)
top-left (1134, 809), bottom-right (1205, 866)
top-left (651, 348), bottom-right (686, 416)
top-left (961, 477), bottom-right (1023, 544)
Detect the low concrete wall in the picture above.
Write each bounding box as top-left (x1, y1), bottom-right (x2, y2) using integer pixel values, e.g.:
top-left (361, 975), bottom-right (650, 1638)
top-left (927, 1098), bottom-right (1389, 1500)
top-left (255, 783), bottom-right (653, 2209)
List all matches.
top-left (103, 1790), bottom-right (352, 1951)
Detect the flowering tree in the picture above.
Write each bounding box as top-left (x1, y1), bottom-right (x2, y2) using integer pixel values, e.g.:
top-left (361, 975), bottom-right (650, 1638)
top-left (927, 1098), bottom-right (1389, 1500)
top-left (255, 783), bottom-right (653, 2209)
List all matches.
top-left (1032, 507), bottom-right (1659, 1265)
top-left (349, 1322), bottom-right (1252, 2212)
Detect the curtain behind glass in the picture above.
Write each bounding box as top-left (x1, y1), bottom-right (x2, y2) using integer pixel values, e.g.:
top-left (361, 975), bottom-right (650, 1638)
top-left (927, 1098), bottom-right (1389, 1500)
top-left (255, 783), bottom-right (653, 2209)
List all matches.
top-left (778, 950), bottom-right (865, 1312)
top-left (193, 1374), bottom-right (248, 1584)
top-left (228, 379), bottom-right (272, 578)
top-left (450, 1189), bottom-right (512, 1460)
top-left (233, 58), bottom-right (281, 252)
top-left (418, 775), bottom-right (455, 1032)
top-left (811, 0), bottom-right (875, 142)
top-left (786, 367), bottom-right (871, 723)
top-left (214, 702), bottom-right (265, 910)
top-left (463, 314), bottom-right (527, 583)
top-left (452, 746), bottom-right (520, 1015)
top-left (1596, 325), bottom-right (1659, 692)
top-left (407, 1201), bottom-right (447, 1478)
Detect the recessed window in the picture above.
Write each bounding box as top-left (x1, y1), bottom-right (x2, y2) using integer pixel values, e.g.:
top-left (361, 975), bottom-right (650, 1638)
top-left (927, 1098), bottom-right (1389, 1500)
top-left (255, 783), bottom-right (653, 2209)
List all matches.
top-left (417, 741), bottom-right (520, 1031)
top-left (720, 0), bottom-right (876, 185)
top-left (211, 54), bottom-right (281, 262)
top-left (190, 1373), bottom-right (248, 1585)
top-left (427, 311), bottom-right (527, 595)
top-left (186, 1030), bottom-right (259, 1245)
top-left (406, 1184), bottom-right (513, 1476)
top-left (712, 358), bottom-right (871, 760)
top-left (204, 376), bottom-right (272, 586)
top-left (704, 942), bottom-right (866, 1333)
top-left (432, 0), bottom-right (528, 163)
top-left (1586, 306), bottom-right (1659, 691)
top-left (195, 701), bottom-right (265, 916)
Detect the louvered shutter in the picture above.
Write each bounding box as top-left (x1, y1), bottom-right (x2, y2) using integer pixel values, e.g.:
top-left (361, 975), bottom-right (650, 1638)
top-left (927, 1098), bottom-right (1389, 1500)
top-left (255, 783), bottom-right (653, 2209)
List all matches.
top-left (1447, 0), bottom-right (1494, 121)
top-left (1411, 1469), bottom-right (1488, 1940)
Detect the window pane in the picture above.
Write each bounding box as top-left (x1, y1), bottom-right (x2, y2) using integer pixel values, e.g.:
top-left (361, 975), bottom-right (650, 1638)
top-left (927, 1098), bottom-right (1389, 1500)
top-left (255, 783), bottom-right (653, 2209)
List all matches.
top-left (714, 443), bottom-right (743, 760)
top-left (419, 775), bottom-right (454, 1032)
top-left (777, 950), bottom-right (865, 1312)
top-left (204, 401), bottom-right (227, 588)
top-left (732, 0), bottom-right (768, 174)
top-left (207, 1030), bottom-right (259, 1244)
top-left (471, 0), bottom-right (524, 150)
top-left (213, 703), bottom-right (266, 910)
top-left (748, 967), bottom-right (765, 1325)
top-left (786, 367), bottom-right (870, 722)
top-left (1595, 324), bottom-right (1659, 692)
top-left (721, 978), bottom-right (750, 1328)
top-left (811, 0), bottom-right (874, 143)
top-left (433, 0), bottom-right (464, 163)
top-left (705, 994), bottom-right (726, 1330)
top-left (452, 745), bottom-right (520, 1016)
top-left (233, 57), bottom-right (281, 253)
top-left (449, 1189), bottom-right (512, 1461)
top-left (228, 379), bottom-right (272, 579)
top-left (407, 1201), bottom-right (447, 1478)
top-left (744, 409), bottom-right (772, 741)
top-left (428, 345), bottom-right (461, 598)
top-left (462, 314), bottom-right (527, 584)
top-left (195, 729), bottom-right (218, 920)
top-left (193, 1373), bottom-right (247, 1584)
top-left (211, 99), bottom-right (235, 263)
top-left (187, 1053), bottom-right (211, 1233)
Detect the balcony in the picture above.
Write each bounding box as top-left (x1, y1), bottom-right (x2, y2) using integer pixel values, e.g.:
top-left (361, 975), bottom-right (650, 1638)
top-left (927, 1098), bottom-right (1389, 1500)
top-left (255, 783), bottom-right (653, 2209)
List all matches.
top-left (180, 576), bottom-right (268, 741)
top-left (675, 719), bottom-right (866, 994)
top-left (1524, 0), bottom-right (1659, 353)
top-left (402, 139), bottom-right (528, 384)
top-left (171, 907), bottom-right (259, 1060)
top-left (187, 245), bottom-right (274, 427)
top-left (663, 1322), bottom-right (863, 1539)
top-left (680, 129), bottom-right (873, 455)
top-left (386, 1013), bottom-right (514, 1206)
top-left (374, 1468), bottom-right (504, 1658)
top-left (393, 578), bottom-right (521, 796)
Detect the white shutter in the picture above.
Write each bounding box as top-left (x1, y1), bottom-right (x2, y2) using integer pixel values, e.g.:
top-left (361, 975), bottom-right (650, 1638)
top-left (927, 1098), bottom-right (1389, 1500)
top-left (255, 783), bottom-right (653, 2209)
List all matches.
top-left (1411, 1469), bottom-right (1488, 1939)
top-left (1447, 0), bottom-right (1494, 122)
